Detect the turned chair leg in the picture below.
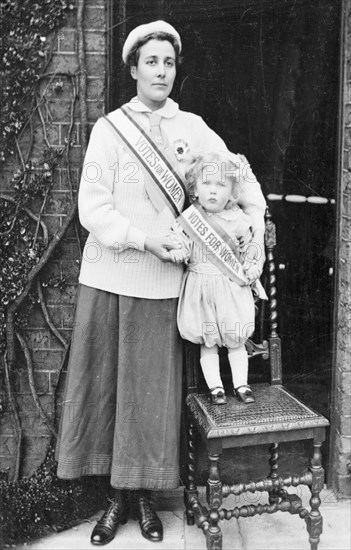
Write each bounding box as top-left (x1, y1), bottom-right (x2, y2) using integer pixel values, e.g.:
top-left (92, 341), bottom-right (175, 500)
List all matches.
top-left (306, 440), bottom-right (325, 550)
top-left (184, 417), bottom-right (199, 526)
top-left (268, 442), bottom-right (281, 504)
top-left (206, 453), bottom-right (222, 550)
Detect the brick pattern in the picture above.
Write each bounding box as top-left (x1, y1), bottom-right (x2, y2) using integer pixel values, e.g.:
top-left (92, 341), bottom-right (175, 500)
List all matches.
top-left (330, 1), bottom-right (351, 498)
top-left (0, 2), bottom-right (107, 479)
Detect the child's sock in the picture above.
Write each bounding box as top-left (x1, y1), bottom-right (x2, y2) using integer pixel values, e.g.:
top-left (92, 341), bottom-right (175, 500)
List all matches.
top-left (228, 345), bottom-right (249, 389)
top-left (200, 352), bottom-right (223, 394)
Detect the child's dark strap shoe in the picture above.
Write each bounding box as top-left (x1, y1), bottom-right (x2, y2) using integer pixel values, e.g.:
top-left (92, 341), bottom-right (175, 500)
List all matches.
top-left (235, 385), bottom-right (255, 404)
top-left (210, 387), bottom-right (227, 405)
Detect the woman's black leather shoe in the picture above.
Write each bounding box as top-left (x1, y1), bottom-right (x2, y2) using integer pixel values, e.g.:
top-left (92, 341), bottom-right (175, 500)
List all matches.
top-left (91, 496), bottom-right (128, 546)
top-left (134, 491), bottom-right (163, 542)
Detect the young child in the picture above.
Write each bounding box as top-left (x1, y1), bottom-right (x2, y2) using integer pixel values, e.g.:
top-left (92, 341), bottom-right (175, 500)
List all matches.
top-left (169, 151), bottom-right (267, 405)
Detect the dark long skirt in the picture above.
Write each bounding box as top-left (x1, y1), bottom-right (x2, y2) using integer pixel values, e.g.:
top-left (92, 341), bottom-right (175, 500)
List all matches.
top-left (55, 284), bottom-right (183, 490)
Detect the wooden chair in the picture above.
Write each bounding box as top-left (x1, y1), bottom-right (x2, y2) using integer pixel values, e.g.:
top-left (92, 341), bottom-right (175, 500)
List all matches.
top-left (183, 208), bottom-right (330, 550)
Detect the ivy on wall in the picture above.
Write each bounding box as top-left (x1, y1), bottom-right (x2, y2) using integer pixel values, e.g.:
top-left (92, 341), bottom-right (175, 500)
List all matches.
top-left (0, 0), bottom-right (73, 349)
top-left (0, 0), bottom-right (101, 544)
top-left (1, 0), bottom-right (71, 161)
top-left (1, 0), bottom-right (73, 459)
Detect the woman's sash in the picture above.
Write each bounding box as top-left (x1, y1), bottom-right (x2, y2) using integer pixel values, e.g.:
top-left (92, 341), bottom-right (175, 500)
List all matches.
top-left (178, 203), bottom-right (249, 285)
top-left (103, 106), bottom-right (186, 217)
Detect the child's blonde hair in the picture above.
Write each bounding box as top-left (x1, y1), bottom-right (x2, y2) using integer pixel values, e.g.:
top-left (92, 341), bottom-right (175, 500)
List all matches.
top-left (185, 151), bottom-right (240, 209)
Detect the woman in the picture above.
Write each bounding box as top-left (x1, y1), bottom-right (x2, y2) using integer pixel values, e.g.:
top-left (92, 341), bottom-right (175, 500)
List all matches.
top-left (55, 20), bottom-right (266, 546)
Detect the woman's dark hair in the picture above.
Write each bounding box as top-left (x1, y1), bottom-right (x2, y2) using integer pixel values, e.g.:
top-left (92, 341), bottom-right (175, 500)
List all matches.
top-left (125, 31), bottom-right (182, 68)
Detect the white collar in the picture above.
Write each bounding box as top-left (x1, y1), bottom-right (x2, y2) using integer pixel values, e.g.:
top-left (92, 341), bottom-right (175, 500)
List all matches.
top-left (126, 97), bottom-right (179, 119)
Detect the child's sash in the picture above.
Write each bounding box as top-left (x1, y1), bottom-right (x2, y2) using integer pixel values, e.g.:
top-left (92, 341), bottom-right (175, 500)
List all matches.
top-left (179, 203), bottom-right (249, 285)
top-left (103, 106), bottom-right (186, 217)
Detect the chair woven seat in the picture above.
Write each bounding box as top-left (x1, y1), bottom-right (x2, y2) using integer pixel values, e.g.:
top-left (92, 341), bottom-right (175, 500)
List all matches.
top-left (186, 384), bottom-right (329, 439)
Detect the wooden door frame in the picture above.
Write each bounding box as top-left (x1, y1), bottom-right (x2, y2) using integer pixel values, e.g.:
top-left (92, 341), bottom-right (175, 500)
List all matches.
top-left (328, 0), bottom-right (350, 495)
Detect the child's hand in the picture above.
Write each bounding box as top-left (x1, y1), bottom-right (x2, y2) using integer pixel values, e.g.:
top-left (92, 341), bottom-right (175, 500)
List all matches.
top-left (169, 248), bottom-right (187, 264)
top-left (145, 235), bottom-right (181, 262)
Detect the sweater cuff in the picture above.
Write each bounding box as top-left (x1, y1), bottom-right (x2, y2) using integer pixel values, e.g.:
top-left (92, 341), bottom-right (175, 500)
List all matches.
top-left (126, 226), bottom-right (146, 251)
top-left (250, 213), bottom-right (266, 233)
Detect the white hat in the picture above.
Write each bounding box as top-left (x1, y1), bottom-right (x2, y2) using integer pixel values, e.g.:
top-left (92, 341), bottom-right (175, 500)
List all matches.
top-left (122, 20), bottom-right (182, 64)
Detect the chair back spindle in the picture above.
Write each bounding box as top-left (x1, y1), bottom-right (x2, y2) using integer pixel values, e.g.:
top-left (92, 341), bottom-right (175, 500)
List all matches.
top-left (264, 207), bottom-right (282, 384)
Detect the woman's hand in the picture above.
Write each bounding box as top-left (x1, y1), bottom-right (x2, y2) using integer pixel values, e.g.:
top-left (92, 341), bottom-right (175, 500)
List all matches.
top-left (243, 261), bottom-right (262, 284)
top-left (237, 232), bottom-right (251, 249)
top-left (242, 228), bottom-right (265, 284)
top-left (144, 234), bottom-right (181, 262)
top-left (242, 246), bottom-right (265, 284)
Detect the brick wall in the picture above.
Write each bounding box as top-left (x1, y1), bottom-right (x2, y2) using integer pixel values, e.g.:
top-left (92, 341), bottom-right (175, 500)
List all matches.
top-left (329, 0), bottom-right (351, 499)
top-left (0, 1), bottom-right (107, 479)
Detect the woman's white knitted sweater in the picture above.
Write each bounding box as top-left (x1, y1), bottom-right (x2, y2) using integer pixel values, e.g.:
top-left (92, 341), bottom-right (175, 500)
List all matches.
top-left (78, 98), bottom-right (266, 299)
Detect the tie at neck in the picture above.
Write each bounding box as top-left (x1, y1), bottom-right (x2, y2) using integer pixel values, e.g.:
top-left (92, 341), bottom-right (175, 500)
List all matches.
top-left (148, 111), bottom-right (162, 125)
top-left (147, 112), bottom-right (163, 146)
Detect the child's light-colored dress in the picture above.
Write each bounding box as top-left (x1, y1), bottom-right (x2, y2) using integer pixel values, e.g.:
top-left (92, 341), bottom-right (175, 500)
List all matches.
top-left (174, 204), bottom-right (263, 349)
